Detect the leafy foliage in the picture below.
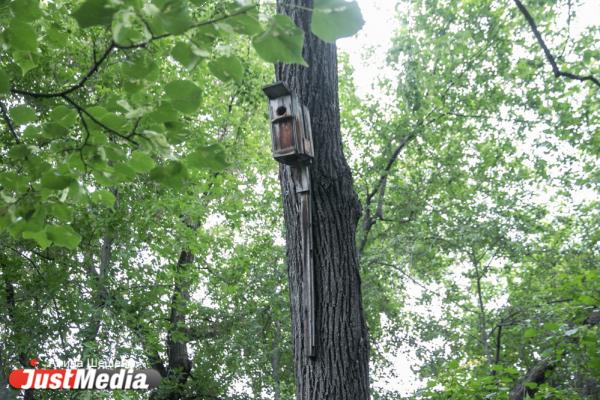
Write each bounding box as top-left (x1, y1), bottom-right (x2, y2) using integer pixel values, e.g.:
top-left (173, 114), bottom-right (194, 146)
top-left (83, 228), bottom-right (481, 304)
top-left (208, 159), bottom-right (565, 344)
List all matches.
top-left (344, 0), bottom-right (599, 398)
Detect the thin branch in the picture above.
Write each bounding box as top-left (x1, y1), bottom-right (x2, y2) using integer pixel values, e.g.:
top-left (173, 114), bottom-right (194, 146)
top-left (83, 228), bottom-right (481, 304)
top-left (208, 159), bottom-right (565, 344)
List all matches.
top-left (366, 132), bottom-right (416, 204)
top-left (61, 94), bottom-right (138, 145)
top-left (0, 100), bottom-right (20, 143)
top-left (372, 260), bottom-right (484, 345)
top-left (129, 117), bottom-right (141, 138)
top-left (358, 132), bottom-right (416, 255)
top-left (11, 43), bottom-right (116, 99)
top-left (10, 6), bottom-right (257, 99)
top-left (76, 110), bottom-right (91, 150)
top-left (513, 0), bottom-right (600, 88)
top-left (494, 324), bottom-right (502, 365)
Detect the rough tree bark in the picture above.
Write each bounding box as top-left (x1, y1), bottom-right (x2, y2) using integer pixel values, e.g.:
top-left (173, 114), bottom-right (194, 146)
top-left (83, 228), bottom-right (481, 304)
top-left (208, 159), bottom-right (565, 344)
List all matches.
top-left (81, 233), bottom-right (113, 356)
top-left (166, 250), bottom-right (193, 383)
top-left (274, 1), bottom-right (370, 399)
top-left (508, 359), bottom-right (555, 400)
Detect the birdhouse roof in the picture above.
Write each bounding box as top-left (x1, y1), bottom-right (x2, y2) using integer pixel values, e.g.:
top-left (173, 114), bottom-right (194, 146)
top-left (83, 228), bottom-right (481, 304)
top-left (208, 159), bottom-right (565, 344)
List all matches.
top-left (263, 81), bottom-right (291, 99)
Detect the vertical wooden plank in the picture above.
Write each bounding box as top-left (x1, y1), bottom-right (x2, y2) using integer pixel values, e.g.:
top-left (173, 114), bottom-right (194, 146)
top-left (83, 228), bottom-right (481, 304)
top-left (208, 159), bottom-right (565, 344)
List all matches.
top-left (294, 165), bottom-right (315, 358)
top-left (301, 182), bottom-right (315, 357)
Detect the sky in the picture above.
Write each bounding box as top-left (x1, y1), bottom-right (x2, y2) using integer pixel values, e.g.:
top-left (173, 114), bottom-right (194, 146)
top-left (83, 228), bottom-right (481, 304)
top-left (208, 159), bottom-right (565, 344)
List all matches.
top-left (338, 1), bottom-right (398, 98)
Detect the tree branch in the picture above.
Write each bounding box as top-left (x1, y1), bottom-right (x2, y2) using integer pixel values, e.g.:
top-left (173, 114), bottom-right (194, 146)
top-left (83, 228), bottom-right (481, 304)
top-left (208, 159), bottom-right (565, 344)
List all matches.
top-left (513, 0), bottom-right (600, 88)
top-left (509, 359), bottom-right (555, 400)
top-left (61, 94), bottom-right (139, 145)
top-left (11, 43), bottom-right (116, 99)
top-left (366, 132), bottom-right (416, 204)
top-left (492, 324), bottom-right (502, 372)
top-left (0, 100), bottom-right (20, 143)
top-left (10, 6), bottom-right (257, 99)
top-left (358, 132), bottom-right (416, 255)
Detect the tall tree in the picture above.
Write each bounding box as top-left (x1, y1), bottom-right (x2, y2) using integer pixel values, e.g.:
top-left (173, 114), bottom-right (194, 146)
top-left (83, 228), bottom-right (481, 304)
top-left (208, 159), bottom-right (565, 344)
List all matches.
top-left (274, 1), bottom-right (370, 399)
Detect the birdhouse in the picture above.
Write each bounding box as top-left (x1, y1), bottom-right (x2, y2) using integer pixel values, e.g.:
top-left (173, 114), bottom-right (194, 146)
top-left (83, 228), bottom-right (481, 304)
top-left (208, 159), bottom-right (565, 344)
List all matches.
top-left (263, 82), bottom-right (314, 165)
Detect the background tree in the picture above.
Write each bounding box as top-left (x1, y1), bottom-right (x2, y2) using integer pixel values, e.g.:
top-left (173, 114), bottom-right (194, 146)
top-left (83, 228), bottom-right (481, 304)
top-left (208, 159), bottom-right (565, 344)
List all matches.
top-left (345, 0), bottom-right (598, 398)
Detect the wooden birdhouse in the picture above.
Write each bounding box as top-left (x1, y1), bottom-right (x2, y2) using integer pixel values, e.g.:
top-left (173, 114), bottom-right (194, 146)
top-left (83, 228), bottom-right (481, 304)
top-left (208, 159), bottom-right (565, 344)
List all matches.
top-left (263, 82), bottom-right (314, 165)
top-left (263, 81), bottom-right (317, 357)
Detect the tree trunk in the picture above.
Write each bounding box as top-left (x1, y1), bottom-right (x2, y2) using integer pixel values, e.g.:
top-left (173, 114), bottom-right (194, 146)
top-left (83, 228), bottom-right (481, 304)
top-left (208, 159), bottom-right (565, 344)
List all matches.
top-left (508, 359), bottom-right (554, 400)
top-left (274, 1), bottom-right (370, 399)
top-left (271, 318), bottom-right (282, 400)
top-left (165, 249), bottom-right (193, 400)
top-left (81, 234), bottom-right (113, 357)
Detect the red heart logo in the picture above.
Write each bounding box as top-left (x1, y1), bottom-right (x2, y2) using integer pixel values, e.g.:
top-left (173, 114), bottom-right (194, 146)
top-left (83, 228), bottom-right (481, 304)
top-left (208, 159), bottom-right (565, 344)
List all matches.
top-left (8, 370), bottom-right (29, 388)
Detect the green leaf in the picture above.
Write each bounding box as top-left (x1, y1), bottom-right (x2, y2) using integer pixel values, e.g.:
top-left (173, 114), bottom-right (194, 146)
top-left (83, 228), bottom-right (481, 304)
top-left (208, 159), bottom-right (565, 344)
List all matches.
top-left (185, 144), bottom-right (229, 171)
top-left (41, 171), bottom-right (76, 190)
top-left (226, 8), bottom-right (263, 36)
top-left (48, 105), bottom-right (77, 128)
top-left (49, 203), bottom-right (73, 222)
top-left (121, 54), bottom-right (158, 81)
top-left (128, 151), bottom-right (156, 173)
top-left (194, 24), bottom-right (219, 47)
top-left (544, 322), bottom-right (561, 331)
top-left (524, 328), bottom-right (537, 338)
top-left (113, 163), bottom-right (137, 181)
top-left (46, 225), bottom-right (81, 250)
top-left (23, 230), bottom-right (51, 249)
top-left (164, 80), bottom-right (202, 114)
top-left (6, 146), bottom-right (27, 162)
top-left (86, 106), bottom-right (129, 132)
top-left (13, 50), bottom-right (37, 76)
top-left (11, 0), bottom-right (42, 22)
top-left (252, 15), bottom-right (307, 66)
top-left (208, 56), bottom-right (244, 83)
top-left (10, 105), bottom-right (36, 125)
top-left (90, 189), bottom-right (116, 207)
top-left (104, 144), bottom-right (126, 162)
top-left (138, 130), bottom-right (171, 156)
top-left (7, 20), bottom-right (38, 52)
top-left (72, 0), bottom-right (118, 28)
top-left (8, 144), bottom-right (30, 160)
top-left (148, 102), bottom-right (179, 123)
top-left (149, 161), bottom-right (188, 188)
top-left (171, 42), bottom-right (205, 70)
top-left (0, 70), bottom-right (9, 95)
top-left (43, 122), bottom-right (68, 139)
top-left (152, 1), bottom-right (193, 35)
top-left (311, 0), bottom-right (364, 43)
top-left (578, 295), bottom-right (597, 305)
top-left (46, 27), bottom-right (69, 48)
top-left (165, 122), bottom-right (191, 144)
top-left (112, 8), bottom-right (151, 47)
